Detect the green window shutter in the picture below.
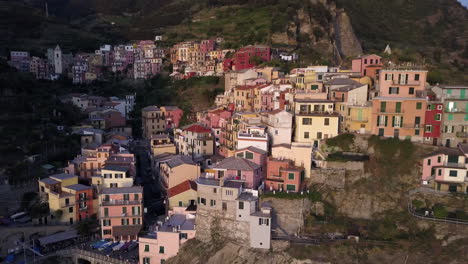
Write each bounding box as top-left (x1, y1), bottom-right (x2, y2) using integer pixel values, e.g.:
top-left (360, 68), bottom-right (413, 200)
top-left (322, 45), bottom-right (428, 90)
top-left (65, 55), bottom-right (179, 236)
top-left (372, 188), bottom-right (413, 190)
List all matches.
top-left (465, 102), bottom-right (468, 112)
top-left (396, 102), bottom-right (401, 113)
top-left (384, 116), bottom-right (388, 126)
top-left (461, 89), bottom-right (465, 99)
top-left (446, 89), bottom-right (452, 94)
top-left (377, 116), bottom-right (380, 126)
top-left (380, 102), bottom-right (386, 112)
top-left (448, 114), bottom-right (453, 121)
top-left (416, 102), bottom-right (422, 109)
top-left (288, 173), bottom-right (294, 180)
top-left (464, 114), bottom-right (468, 121)
top-left (286, 185), bottom-right (296, 191)
top-left (401, 117), bottom-right (403, 127)
top-left (392, 116), bottom-right (395, 127)
top-left (431, 104), bottom-right (435, 110)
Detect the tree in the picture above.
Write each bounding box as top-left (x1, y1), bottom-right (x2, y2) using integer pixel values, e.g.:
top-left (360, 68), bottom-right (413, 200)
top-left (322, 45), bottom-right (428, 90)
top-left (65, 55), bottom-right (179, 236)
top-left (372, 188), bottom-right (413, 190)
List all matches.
top-left (75, 214), bottom-right (99, 236)
top-left (54, 209), bottom-right (63, 220)
top-left (249, 55), bottom-right (264, 66)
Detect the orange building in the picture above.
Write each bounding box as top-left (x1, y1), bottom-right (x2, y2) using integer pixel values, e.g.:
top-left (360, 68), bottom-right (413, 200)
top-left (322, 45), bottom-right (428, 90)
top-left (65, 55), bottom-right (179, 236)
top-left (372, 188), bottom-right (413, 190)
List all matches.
top-left (371, 66), bottom-right (428, 141)
top-left (264, 157), bottom-right (304, 192)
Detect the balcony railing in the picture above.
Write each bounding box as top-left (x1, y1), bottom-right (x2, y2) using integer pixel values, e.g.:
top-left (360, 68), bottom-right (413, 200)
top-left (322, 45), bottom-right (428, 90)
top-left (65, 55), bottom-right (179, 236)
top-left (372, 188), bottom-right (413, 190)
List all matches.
top-left (101, 199), bottom-right (142, 206)
top-left (456, 132), bottom-right (468, 138)
top-left (238, 133), bottom-right (268, 139)
top-left (297, 111), bottom-right (337, 115)
top-left (376, 108), bottom-right (404, 114)
top-left (391, 80), bottom-right (421, 86)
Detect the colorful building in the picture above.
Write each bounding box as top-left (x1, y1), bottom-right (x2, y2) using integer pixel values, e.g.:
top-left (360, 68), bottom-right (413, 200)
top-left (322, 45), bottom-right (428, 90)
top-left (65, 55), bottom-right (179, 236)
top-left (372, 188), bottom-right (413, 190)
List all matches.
top-left (211, 157), bottom-right (263, 189)
top-left (421, 144), bottom-right (468, 193)
top-left (423, 101), bottom-right (443, 145)
top-left (100, 186), bottom-right (143, 240)
top-left (351, 54), bottom-right (383, 80)
top-left (142, 106), bottom-right (166, 139)
top-left (233, 45), bottom-right (271, 71)
top-left (174, 123), bottom-right (214, 158)
top-left (160, 106), bottom-right (184, 129)
top-left (168, 180), bottom-right (197, 209)
top-left (265, 157), bottom-right (304, 192)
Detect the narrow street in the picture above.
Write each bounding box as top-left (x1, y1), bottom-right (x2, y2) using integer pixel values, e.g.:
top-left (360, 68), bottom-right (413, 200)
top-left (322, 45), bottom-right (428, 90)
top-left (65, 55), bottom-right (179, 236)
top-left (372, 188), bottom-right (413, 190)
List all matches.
top-left (131, 140), bottom-right (165, 228)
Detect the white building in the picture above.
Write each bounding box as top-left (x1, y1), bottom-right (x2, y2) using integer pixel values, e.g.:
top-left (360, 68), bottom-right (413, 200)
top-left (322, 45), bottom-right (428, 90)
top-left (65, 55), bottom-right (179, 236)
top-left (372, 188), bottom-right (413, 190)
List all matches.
top-left (237, 126), bottom-right (269, 153)
top-left (261, 110), bottom-right (293, 146)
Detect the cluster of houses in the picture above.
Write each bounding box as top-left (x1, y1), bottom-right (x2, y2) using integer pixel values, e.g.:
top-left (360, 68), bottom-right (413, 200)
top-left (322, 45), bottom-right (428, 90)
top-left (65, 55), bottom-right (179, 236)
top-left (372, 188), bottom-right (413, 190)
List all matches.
top-left (35, 43), bottom-right (468, 264)
top-left (8, 38), bottom-right (298, 83)
top-left (8, 41), bottom-right (164, 83)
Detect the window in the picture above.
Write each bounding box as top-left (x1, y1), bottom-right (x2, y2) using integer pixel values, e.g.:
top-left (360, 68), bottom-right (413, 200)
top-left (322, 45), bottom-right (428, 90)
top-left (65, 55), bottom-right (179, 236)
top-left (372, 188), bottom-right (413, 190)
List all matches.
top-left (178, 201), bottom-right (183, 207)
top-left (448, 114), bottom-right (453, 121)
top-left (416, 102), bottom-right (422, 110)
top-left (427, 159), bottom-right (431, 165)
top-left (311, 85), bottom-right (318, 90)
top-left (435, 114), bottom-right (441, 121)
top-left (302, 118), bottom-right (312, 125)
top-left (288, 173), bottom-right (295, 180)
top-left (225, 190), bottom-right (233, 196)
top-left (286, 184), bottom-right (296, 191)
top-left (438, 169), bottom-right (441, 176)
top-left (222, 202), bottom-right (227, 211)
top-left (201, 198), bottom-right (206, 205)
top-left (437, 156), bottom-right (441, 163)
top-left (385, 74), bottom-right (393, 81)
top-left (159, 246), bottom-right (165, 254)
top-left (304, 132), bottom-right (309, 139)
top-left (122, 207), bottom-right (127, 214)
top-left (237, 170), bottom-right (242, 177)
top-left (210, 199), bottom-right (216, 207)
top-left (317, 132), bottom-right (322, 139)
top-left (145, 245), bottom-right (150, 252)
top-left (103, 229), bottom-right (112, 235)
top-left (133, 218), bottom-right (141, 225)
top-left (395, 102), bottom-right (402, 113)
top-left (121, 218), bottom-right (129, 225)
top-left (238, 201), bottom-right (244, 210)
top-left (324, 118), bottom-right (329, 126)
top-left (415, 74), bottom-right (420, 81)
top-left (437, 105), bottom-right (442, 110)
top-left (65, 198), bottom-right (69, 205)
top-left (104, 208), bottom-right (109, 217)
top-left (245, 152), bottom-right (254, 159)
top-left (448, 155), bottom-right (458, 163)
top-left (409, 87), bottom-right (415, 95)
top-left (377, 115), bottom-right (387, 127)
top-left (69, 207), bottom-right (73, 213)
top-left (218, 170), bottom-right (224, 178)
top-left (259, 218), bottom-right (270, 226)
top-left (180, 233), bottom-right (188, 239)
top-left (213, 188), bottom-right (217, 194)
top-left (388, 87), bottom-right (399, 94)
top-left (143, 257), bottom-right (150, 264)
top-left (380, 102), bottom-right (386, 112)
top-left (449, 170), bottom-right (458, 177)
top-left (415, 129), bottom-right (420, 136)
top-left (123, 194), bottom-right (130, 200)
top-left (425, 125), bottom-right (432, 132)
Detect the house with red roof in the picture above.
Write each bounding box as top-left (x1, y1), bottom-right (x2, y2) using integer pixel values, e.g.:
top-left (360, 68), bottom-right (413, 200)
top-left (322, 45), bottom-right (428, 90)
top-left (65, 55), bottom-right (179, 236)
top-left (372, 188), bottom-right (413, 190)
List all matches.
top-left (174, 123), bottom-right (215, 158)
top-left (168, 180), bottom-right (197, 210)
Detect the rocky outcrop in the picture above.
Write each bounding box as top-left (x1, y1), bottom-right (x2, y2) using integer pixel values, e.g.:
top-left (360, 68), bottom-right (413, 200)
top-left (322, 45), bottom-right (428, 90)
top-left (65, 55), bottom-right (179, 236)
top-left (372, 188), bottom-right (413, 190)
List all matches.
top-left (261, 197), bottom-right (312, 235)
top-left (333, 10), bottom-right (363, 59)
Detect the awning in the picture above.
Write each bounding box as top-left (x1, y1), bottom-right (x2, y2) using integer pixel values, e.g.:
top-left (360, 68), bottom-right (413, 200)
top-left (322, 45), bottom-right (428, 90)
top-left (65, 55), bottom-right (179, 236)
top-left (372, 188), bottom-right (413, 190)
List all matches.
top-left (38, 230), bottom-right (78, 246)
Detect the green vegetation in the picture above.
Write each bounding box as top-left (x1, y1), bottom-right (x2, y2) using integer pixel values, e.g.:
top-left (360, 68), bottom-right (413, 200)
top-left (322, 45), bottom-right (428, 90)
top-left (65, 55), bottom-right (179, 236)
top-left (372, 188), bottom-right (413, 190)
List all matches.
top-left (411, 199), bottom-right (424, 210)
top-left (75, 214), bottom-right (99, 236)
top-left (432, 203), bottom-right (449, 218)
top-left (326, 133), bottom-right (356, 151)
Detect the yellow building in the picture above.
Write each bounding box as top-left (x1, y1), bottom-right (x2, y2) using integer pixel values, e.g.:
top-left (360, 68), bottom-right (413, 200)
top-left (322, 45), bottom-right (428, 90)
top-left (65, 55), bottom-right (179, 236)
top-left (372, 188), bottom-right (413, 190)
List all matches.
top-left (167, 180), bottom-right (197, 209)
top-left (233, 86), bottom-right (256, 111)
top-left (142, 105), bottom-right (166, 139)
top-left (100, 165), bottom-right (133, 188)
top-left (150, 134), bottom-right (176, 156)
top-left (38, 174), bottom-right (78, 224)
top-left (336, 102), bottom-right (372, 134)
top-left (293, 99), bottom-right (339, 146)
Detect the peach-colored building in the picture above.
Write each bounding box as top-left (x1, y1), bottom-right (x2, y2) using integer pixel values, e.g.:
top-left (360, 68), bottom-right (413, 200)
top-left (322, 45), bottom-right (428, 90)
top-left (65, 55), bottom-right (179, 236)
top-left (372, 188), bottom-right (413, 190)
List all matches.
top-left (265, 157), bottom-right (304, 192)
top-left (139, 209), bottom-right (195, 264)
top-left (351, 54), bottom-right (383, 80)
top-left (371, 66), bottom-right (428, 141)
top-left (99, 186), bottom-right (143, 240)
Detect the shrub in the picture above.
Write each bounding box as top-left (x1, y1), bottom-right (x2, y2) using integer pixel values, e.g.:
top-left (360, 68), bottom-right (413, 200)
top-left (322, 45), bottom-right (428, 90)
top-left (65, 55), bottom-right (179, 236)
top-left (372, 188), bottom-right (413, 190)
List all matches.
top-left (411, 199), bottom-right (424, 210)
top-left (326, 133), bottom-right (355, 151)
top-left (433, 204), bottom-right (448, 218)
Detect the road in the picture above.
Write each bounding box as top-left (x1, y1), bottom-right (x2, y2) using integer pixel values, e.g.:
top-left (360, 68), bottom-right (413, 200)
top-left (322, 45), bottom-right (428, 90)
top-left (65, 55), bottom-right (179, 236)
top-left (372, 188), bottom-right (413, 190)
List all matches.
top-left (131, 140), bottom-right (165, 228)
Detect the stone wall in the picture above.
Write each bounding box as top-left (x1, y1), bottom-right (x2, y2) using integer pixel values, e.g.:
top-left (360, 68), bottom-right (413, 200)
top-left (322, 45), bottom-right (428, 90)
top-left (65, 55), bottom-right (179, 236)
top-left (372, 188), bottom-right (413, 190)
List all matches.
top-left (309, 168), bottom-right (345, 189)
top-left (195, 208), bottom-right (250, 244)
top-left (260, 197), bottom-right (311, 235)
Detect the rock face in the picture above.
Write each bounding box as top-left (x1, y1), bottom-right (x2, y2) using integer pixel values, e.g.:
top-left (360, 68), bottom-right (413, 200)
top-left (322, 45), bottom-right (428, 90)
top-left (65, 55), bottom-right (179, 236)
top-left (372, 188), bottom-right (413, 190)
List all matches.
top-left (334, 10), bottom-right (363, 58)
top-left (261, 197), bottom-right (312, 235)
top-left (195, 208), bottom-right (250, 244)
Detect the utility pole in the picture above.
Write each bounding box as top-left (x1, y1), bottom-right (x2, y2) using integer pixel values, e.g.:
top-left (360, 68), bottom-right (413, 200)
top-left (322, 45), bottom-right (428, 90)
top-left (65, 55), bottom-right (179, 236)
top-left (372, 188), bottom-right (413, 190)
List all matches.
top-left (45, 1), bottom-right (49, 18)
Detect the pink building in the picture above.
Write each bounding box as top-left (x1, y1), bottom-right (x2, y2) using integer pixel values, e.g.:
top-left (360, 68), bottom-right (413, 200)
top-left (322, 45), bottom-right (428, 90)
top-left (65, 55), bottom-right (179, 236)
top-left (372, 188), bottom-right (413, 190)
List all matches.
top-left (421, 145), bottom-right (467, 194)
top-left (212, 156), bottom-right (263, 189)
top-left (66, 144), bottom-right (114, 179)
top-left (100, 186), bottom-right (143, 241)
top-left (200, 39), bottom-right (215, 54)
top-left (139, 208), bottom-right (195, 264)
top-left (103, 109), bottom-right (126, 129)
top-left (161, 106), bottom-right (184, 129)
top-left (351, 54), bottom-right (383, 80)
top-left (265, 157), bottom-right (304, 192)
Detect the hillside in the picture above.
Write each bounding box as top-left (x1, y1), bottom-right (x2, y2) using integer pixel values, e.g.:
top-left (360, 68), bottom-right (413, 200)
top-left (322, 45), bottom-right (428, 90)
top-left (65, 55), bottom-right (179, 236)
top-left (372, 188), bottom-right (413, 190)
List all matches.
top-left (2, 0), bottom-right (467, 75)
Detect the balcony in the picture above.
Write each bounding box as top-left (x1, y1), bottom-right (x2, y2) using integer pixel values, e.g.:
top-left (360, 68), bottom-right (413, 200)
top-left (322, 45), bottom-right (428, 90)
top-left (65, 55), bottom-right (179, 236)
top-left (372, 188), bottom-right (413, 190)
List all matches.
top-left (297, 111), bottom-right (338, 116)
top-left (238, 133), bottom-right (268, 139)
top-left (101, 199), bottom-right (143, 206)
top-left (391, 80), bottom-right (421, 86)
top-left (376, 108), bottom-right (404, 114)
top-left (456, 132), bottom-right (468, 138)
top-left (445, 108), bottom-right (467, 113)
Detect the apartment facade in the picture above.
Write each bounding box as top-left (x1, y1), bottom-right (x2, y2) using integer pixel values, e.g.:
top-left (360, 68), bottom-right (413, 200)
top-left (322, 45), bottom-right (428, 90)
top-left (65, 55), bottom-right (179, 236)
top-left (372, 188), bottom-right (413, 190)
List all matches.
top-left (265, 157), bottom-right (304, 192)
top-left (142, 106), bottom-right (166, 139)
top-left (371, 67), bottom-right (428, 141)
top-left (100, 186), bottom-right (143, 240)
top-left (174, 124), bottom-right (214, 158)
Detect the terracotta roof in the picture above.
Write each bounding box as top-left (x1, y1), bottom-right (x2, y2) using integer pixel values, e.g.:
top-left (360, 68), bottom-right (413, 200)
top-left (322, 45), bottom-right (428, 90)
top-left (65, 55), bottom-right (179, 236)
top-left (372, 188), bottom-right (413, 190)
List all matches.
top-left (183, 124), bottom-right (211, 133)
top-left (213, 157), bottom-right (260, 171)
top-left (459, 143), bottom-right (468, 154)
top-left (168, 180), bottom-right (197, 197)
